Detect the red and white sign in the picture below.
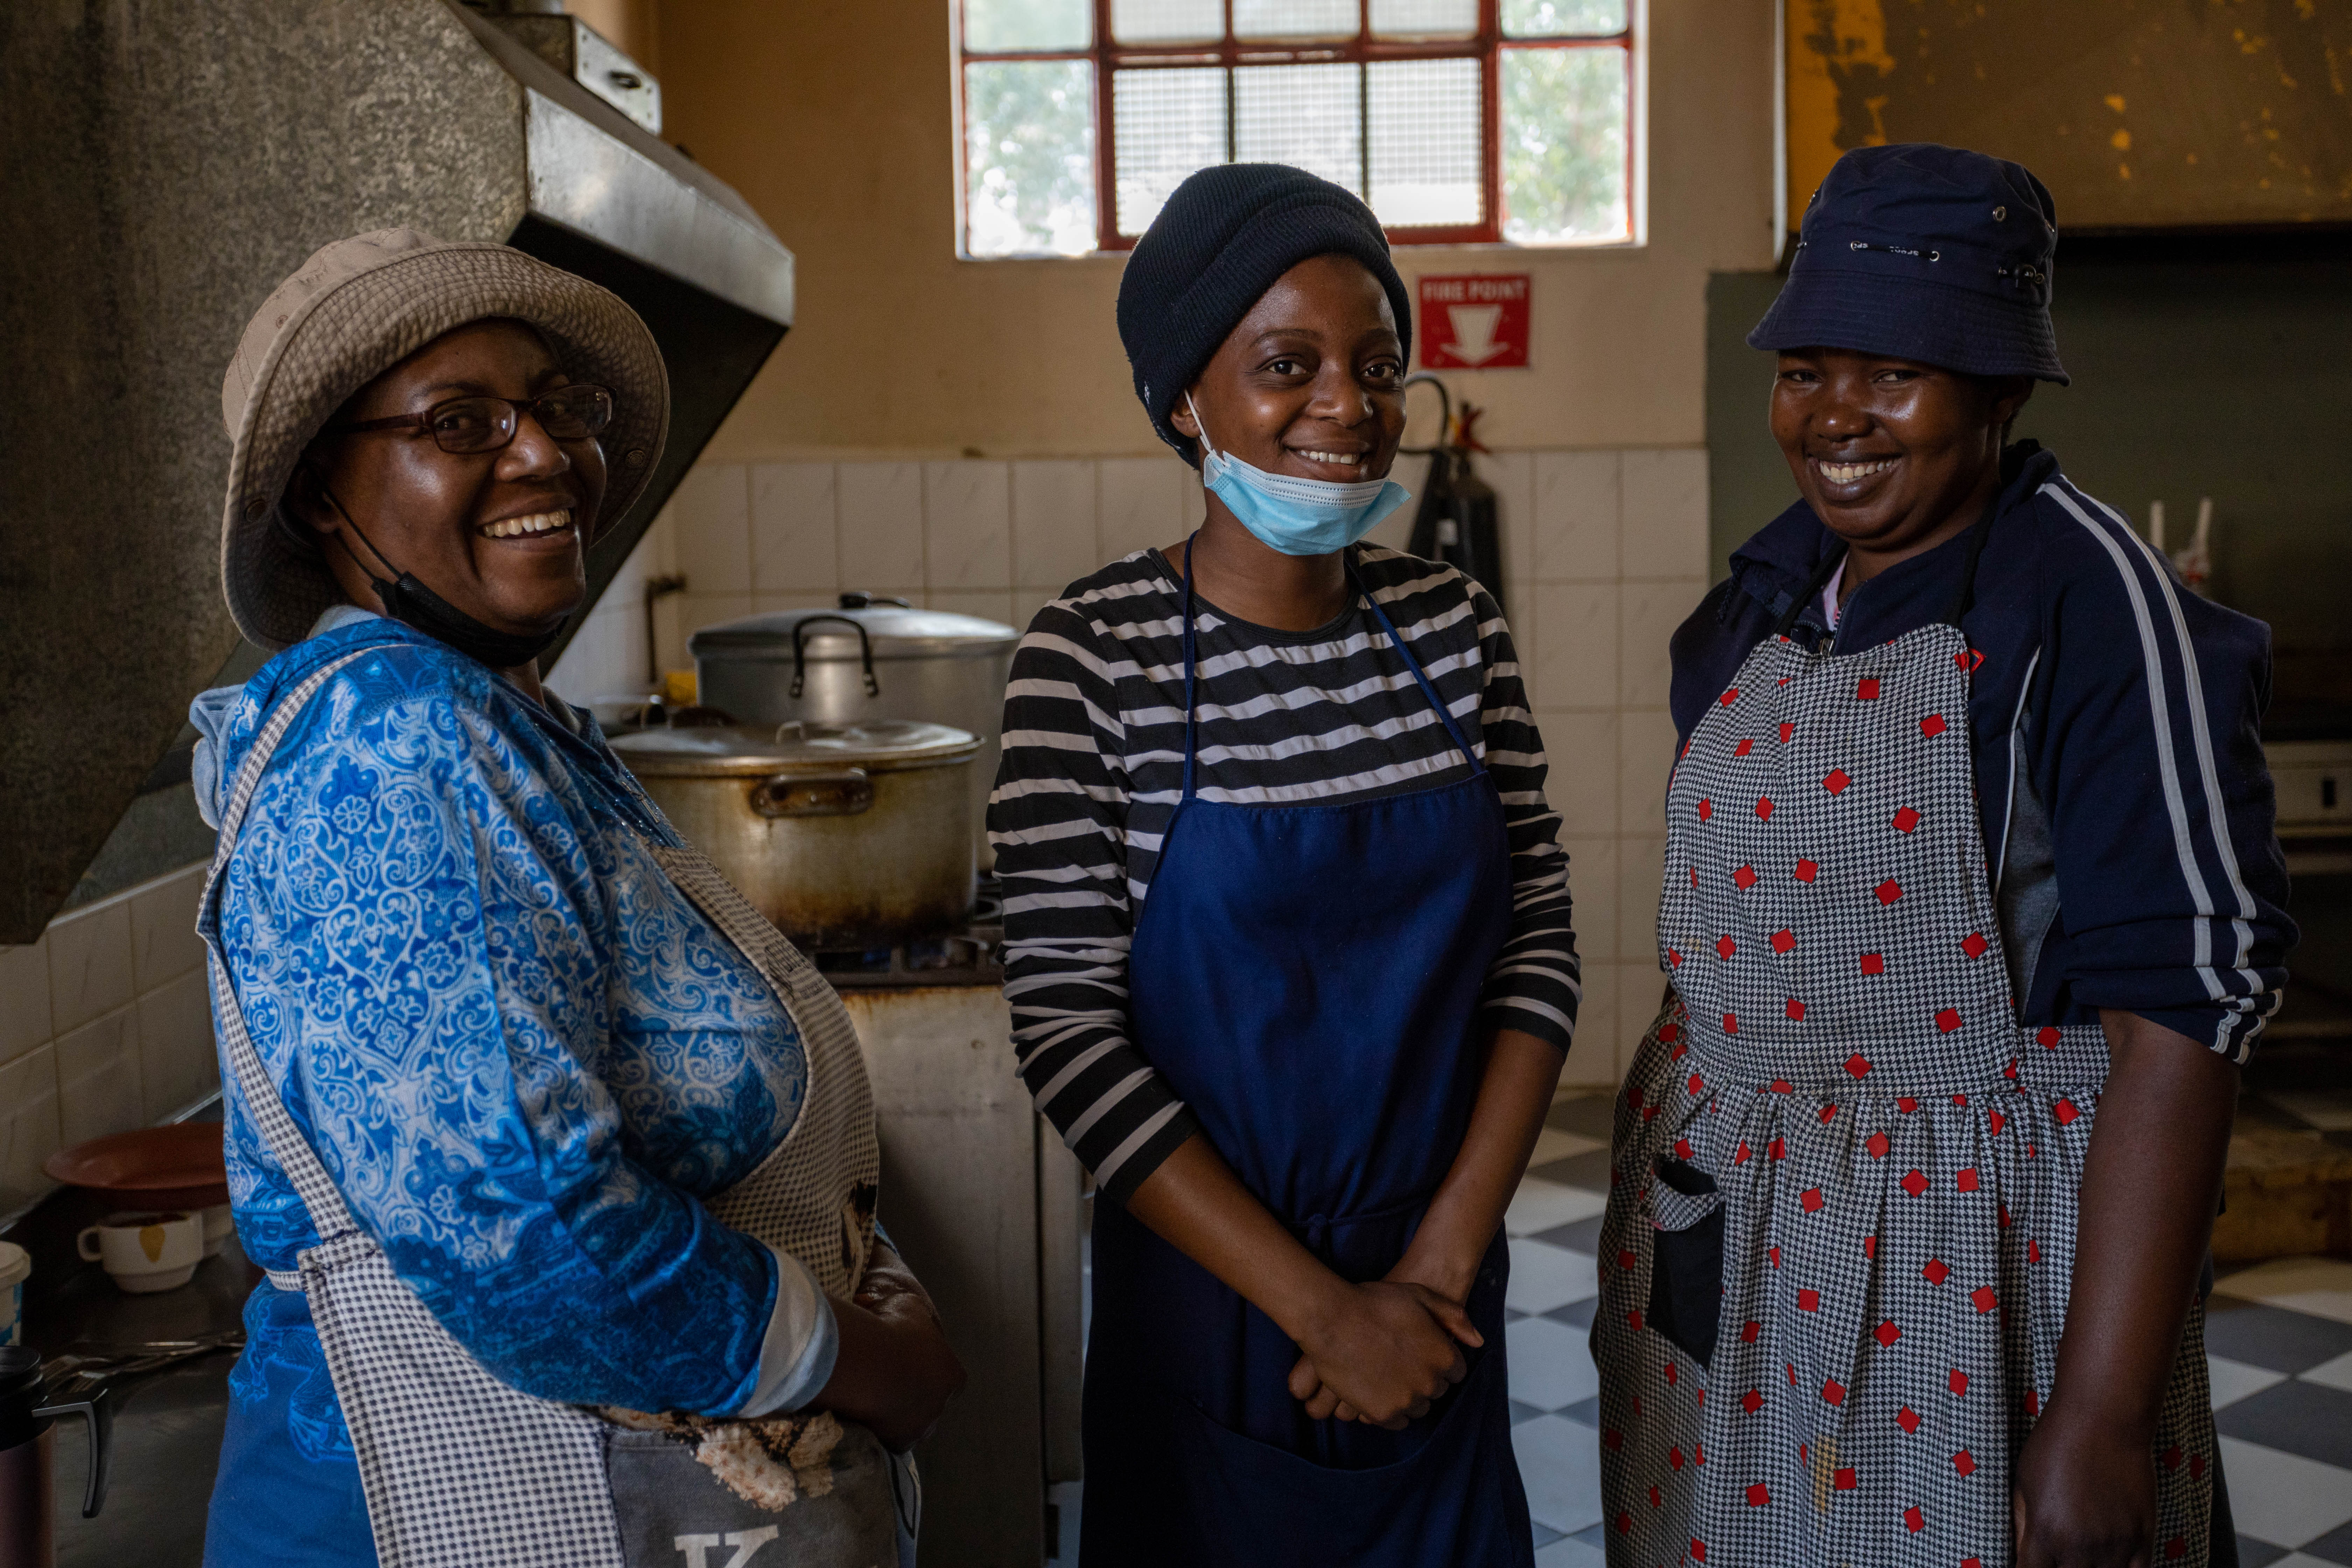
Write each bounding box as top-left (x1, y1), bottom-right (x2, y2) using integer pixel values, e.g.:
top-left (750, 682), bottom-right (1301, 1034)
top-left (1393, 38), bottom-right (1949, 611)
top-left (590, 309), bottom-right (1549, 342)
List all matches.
top-left (1416, 274), bottom-right (1531, 370)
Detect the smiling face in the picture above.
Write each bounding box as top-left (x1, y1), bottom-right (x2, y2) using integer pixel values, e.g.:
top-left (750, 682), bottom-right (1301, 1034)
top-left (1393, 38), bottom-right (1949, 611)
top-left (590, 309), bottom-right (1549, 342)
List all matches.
top-left (1168, 253), bottom-right (1407, 485)
top-left (1770, 348), bottom-right (2031, 574)
top-left (290, 318), bottom-right (606, 639)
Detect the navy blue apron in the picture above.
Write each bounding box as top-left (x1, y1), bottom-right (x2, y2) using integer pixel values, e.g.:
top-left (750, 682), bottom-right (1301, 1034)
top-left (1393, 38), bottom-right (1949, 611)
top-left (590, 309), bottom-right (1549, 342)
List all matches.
top-left (1080, 542), bottom-right (1535, 1567)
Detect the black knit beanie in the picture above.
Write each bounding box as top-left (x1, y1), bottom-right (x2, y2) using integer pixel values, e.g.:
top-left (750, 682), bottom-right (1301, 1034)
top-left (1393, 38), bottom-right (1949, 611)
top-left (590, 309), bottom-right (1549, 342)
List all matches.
top-left (1116, 163), bottom-right (1412, 467)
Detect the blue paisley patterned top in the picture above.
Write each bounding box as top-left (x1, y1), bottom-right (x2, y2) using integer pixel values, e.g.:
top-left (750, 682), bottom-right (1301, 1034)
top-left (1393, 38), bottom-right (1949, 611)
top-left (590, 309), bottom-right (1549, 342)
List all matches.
top-left (193, 611), bottom-right (832, 1489)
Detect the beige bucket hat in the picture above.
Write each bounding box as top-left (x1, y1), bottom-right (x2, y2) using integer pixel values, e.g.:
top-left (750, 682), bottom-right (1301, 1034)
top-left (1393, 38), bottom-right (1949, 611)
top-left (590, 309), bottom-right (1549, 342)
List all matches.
top-left (220, 227), bottom-right (668, 649)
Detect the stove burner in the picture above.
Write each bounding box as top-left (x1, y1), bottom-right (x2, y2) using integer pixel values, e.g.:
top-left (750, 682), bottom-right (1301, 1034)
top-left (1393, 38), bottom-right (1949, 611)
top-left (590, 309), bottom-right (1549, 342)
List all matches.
top-left (812, 879), bottom-right (1004, 989)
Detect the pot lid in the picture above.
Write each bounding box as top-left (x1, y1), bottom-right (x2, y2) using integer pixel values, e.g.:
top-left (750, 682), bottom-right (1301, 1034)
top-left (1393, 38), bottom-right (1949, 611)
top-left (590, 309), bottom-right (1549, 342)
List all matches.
top-left (610, 719), bottom-right (980, 776)
top-left (689, 596), bottom-right (1020, 662)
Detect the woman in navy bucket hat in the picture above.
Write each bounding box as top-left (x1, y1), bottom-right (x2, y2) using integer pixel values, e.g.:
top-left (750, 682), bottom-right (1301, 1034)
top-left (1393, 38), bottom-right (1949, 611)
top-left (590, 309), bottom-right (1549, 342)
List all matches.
top-left (1593, 145), bottom-right (2291, 1568)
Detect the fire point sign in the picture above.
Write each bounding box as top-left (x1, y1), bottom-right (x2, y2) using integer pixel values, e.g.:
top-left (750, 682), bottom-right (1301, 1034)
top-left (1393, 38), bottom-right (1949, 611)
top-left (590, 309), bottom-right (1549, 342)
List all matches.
top-left (1416, 274), bottom-right (1531, 370)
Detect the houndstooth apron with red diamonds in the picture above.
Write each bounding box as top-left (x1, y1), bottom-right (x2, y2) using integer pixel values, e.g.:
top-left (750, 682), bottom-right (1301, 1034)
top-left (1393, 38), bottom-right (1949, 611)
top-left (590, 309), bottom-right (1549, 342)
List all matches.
top-left (1592, 589), bottom-right (2219, 1567)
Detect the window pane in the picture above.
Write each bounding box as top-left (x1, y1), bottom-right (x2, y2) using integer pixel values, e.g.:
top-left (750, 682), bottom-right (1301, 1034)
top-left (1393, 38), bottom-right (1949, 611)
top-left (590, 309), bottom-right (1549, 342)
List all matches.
top-left (1234, 64), bottom-right (1362, 191)
top-left (1113, 67), bottom-right (1226, 235)
top-left (1369, 0), bottom-right (1476, 38)
top-left (964, 0), bottom-right (1089, 52)
top-left (964, 60), bottom-right (1098, 256)
top-left (1234, 0), bottom-right (1358, 39)
top-left (1366, 58), bottom-right (1482, 226)
top-left (1111, 0), bottom-right (1223, 43)
top-left (1502, 0), bottom-right (1626, 37)
top-left (1500, 45), bottom-right (1627, 241)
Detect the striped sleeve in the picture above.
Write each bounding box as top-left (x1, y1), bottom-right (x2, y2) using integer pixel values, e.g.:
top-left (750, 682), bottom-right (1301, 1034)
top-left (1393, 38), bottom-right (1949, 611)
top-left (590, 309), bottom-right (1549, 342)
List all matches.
top-left (988, 601), bottom-right (1200, 1202)
top-left (2032, 479), bottom-right (2293, 1062)
top-left (1452, 580), bottom-right (1580, 1052)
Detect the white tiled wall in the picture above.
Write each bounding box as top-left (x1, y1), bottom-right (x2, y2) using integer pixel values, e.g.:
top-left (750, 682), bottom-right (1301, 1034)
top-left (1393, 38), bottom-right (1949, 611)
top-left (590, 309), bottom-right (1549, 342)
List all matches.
top-left (554, 447), bottom-right (1712, 1086)
top-left (0, 862), bottom-right (219, 1221)
top-left (550, 458), bottom-right (1206, 700)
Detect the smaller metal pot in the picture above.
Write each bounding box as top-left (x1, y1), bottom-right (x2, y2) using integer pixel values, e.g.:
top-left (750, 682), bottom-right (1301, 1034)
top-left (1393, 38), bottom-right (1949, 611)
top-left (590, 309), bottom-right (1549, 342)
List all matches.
top-left (612, 720), bottom-right (980, 950)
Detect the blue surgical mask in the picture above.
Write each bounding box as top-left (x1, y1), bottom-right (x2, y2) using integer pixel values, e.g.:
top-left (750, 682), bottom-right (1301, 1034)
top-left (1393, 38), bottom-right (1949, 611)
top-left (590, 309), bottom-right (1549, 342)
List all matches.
top-left (1187, 393), bottom-right (1410, 557)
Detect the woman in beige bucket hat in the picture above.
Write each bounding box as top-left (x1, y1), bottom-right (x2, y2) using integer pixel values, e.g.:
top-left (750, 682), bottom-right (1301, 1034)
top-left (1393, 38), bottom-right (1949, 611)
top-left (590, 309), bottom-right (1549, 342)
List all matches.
top-left (193, 230), bottom-right (961, 1568)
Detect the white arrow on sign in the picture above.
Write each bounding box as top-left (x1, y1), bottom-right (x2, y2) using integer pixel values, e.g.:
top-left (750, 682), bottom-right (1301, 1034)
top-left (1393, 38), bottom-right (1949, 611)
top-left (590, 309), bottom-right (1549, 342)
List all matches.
top-left (1441, 303), bottom-right (1508, 365)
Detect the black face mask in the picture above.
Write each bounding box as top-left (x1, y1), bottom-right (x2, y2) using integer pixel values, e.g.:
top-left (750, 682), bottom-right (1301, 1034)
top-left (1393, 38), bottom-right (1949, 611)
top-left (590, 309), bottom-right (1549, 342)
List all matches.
top-left (321, 487), bottom-right (567, 670)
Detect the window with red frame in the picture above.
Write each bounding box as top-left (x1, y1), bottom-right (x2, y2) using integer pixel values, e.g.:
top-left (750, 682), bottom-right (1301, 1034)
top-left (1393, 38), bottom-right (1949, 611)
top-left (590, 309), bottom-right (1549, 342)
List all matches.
top-left (958, 0), bottom-right (1633, 257)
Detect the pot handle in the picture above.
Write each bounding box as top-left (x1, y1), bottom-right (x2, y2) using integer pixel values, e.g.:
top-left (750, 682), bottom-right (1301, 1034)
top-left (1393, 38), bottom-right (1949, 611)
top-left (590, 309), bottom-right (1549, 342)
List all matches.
top-left (791, 614), bottom-right (881, 700)
top-left (35, 1384), bottom-right (112, 1518)
top-left (750, 769), bottom-right (874, 818)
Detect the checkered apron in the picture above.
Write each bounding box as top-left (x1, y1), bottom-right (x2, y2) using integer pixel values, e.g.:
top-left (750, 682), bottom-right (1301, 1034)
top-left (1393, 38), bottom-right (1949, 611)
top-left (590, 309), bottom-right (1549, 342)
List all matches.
top-left (1592, 597), bottom-right (2220, 1567)
top-left (199, 653), bottom-right (892, 1567)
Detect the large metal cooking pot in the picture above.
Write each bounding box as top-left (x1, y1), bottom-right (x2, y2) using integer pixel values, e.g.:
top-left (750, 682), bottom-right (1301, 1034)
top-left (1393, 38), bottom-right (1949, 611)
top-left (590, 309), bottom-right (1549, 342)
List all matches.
top-left (610, 720), bottom-right (980, 950)
top-left (690, 596), bottom-right (1021, 868)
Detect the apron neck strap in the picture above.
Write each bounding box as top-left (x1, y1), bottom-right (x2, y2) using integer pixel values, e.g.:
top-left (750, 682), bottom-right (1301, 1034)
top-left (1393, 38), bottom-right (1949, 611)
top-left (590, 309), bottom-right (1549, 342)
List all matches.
top-left (1942, 495), bottom-right (1998, 628)
top-left (1348, 554), bottom-right (1486, 776)
top-left (1176, 540), bottom-right (1488, 799)
top-left (1180, 536), bottom-right (1200, 802)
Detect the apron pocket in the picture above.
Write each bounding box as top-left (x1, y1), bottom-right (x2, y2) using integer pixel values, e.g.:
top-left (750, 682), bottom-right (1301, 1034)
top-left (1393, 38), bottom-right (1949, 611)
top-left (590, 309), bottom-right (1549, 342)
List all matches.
top-left (1647, 1157), bottom-right (1724, 1370)
top-left (1160, 1343), bottom-right (1522, 1567)
top-left (604, 1414), bottom-right (907, 1568)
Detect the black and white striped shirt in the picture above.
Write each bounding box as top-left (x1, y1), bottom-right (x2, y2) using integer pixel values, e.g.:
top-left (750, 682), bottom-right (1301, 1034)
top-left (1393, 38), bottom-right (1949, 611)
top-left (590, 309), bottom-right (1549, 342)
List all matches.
top-left (988, 544), bottom-right (1581, 1201)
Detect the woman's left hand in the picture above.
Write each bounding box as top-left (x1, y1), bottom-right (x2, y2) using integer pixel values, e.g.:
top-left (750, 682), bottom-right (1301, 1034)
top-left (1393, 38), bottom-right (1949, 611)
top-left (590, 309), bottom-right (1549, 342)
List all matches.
top-left (2012, 1010), bottom-right (2238, 1567)
top-left (818, 1241), bottom-right (967, 1451)
top-left (1291, 1232), bottom-right (1481, 1422)
top-left (1285, 1024), bottom-right (1567, 1425)
top-left (2012, 1404), bottom-right (2157, 1568)
top-left (853, 1241), bottom-right (944, 1330)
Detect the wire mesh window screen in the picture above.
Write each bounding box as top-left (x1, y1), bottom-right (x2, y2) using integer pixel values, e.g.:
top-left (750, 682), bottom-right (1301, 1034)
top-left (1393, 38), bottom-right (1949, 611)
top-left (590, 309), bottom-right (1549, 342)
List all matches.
top-left (1233, 64), bottom-right (1363, 191)
top-left (1366, 57), bottom-right (1483, 226)
top-left (1232, 0), bottom-right (1359, 39)
top-left (963, 0), bottom-right (1089, 52)
top-left (957, 0), bottom-right (1633, 253)
top-left (1368, 0), bottom-right (1478, 37)
top-left (1502, 0), bottom-right (1626, 37)
top-left (1113, 68), bottom-right (1229, 236)
top-left (1111, 0), bottom-right (1222, 43)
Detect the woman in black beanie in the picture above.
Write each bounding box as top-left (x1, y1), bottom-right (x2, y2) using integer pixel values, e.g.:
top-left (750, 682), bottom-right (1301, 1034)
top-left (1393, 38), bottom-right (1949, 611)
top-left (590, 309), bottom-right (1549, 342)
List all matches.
top-left (989, 164), bottom-right (1578, 1565)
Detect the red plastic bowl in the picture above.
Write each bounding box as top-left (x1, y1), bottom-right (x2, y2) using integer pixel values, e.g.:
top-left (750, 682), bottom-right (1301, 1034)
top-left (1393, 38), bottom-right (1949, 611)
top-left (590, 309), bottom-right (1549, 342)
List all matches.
top-left (45, 1123), bottom-right (230, 1211)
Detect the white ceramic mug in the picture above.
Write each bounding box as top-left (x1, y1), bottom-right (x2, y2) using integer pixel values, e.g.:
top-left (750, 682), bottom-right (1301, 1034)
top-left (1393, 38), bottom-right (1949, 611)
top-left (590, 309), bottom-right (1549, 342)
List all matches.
top-left (198, 1203), bottom-right (234, 1259)
top-left (76, 1210), bottom-right (203, 1294)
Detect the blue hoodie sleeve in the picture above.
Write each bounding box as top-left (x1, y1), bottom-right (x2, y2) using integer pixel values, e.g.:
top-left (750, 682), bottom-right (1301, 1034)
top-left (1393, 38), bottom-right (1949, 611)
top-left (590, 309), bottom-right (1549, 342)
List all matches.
top-left (2027, 481), bottom-right (2293, 1061)
top-left (216, 682), bottom-right (825, 1415)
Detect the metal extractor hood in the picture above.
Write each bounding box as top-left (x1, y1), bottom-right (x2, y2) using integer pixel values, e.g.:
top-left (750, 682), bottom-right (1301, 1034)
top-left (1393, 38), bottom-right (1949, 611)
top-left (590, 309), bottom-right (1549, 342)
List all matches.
top-left (0, 0), bottom-right (793, 941)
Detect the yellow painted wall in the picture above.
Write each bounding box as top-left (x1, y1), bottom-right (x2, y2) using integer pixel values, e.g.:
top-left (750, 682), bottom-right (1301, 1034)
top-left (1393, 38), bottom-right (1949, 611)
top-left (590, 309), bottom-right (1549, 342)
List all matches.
top-left (649, 0), bottom-right (1779, 461)
top-left (1784, 0), bottom-right (2352, 231)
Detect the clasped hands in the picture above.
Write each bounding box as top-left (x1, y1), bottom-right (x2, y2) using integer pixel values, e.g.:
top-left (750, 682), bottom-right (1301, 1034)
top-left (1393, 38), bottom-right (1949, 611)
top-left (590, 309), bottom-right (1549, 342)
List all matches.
top-left (1283, 1233), bottom-right (1483, 1430)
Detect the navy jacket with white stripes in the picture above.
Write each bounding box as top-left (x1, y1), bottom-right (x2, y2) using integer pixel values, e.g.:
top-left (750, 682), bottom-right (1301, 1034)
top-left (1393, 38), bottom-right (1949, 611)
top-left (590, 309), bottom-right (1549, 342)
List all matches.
top-left (1668, 443), bottom-right (2293, 1062)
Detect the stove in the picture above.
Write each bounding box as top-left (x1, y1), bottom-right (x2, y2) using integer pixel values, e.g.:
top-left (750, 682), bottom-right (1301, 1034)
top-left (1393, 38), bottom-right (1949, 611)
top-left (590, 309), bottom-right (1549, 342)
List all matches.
top-left (806, 875), bottom-right (1082, 1562)
top-left (811, 880), bottom-right (1005, 989)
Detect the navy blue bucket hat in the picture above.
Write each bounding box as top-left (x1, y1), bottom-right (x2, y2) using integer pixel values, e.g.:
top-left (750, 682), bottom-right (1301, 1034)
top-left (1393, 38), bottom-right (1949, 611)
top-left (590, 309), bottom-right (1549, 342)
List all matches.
top-left (1750, 143), bottom-right (2069, 385)
top-left (1118, 163), bottom-right (1412, 465)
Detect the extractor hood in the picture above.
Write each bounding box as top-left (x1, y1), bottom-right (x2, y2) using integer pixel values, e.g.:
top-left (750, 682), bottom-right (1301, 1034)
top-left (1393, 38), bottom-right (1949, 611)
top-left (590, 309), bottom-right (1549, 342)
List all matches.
top-left (0, 0), bottom-right (793, 942)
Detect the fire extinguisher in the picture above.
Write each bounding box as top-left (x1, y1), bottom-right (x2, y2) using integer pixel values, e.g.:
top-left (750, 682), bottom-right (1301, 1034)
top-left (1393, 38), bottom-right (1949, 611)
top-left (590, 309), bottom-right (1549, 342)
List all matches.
top-left (1400, 373), bottom-right (1506, 620)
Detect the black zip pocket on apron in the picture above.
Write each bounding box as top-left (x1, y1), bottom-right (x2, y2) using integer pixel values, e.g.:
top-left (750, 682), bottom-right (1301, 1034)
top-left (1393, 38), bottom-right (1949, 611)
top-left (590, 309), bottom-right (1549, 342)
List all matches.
top-left (1646, 1158), bottom-right (1724, 1369)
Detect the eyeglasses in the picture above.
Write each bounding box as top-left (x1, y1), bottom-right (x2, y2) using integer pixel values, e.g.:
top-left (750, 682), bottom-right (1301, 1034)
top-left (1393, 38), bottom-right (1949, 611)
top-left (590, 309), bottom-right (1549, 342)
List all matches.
top-left (323, 384), bottom-right (614, 455)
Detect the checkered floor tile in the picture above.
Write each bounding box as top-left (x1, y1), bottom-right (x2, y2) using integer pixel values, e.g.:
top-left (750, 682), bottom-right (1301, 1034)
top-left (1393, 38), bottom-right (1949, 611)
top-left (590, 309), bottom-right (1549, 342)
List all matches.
top-left (2207, 1258), bottom-right (2352, 1566)
top-left (1504, 1094), bottom-right (2352, 1566)
top-left (1508, 1094), bottom-right (1618, 1551)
